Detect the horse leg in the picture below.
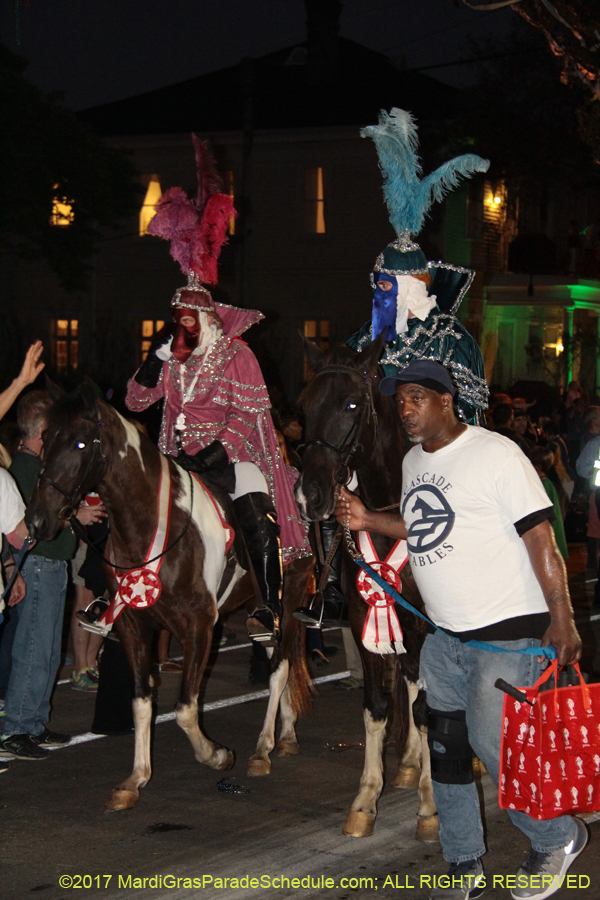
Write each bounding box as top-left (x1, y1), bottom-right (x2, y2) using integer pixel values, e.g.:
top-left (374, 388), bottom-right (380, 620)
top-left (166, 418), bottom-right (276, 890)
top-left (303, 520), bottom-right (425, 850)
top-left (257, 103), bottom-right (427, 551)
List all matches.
top-left (106, 616), bottom-right (153, 811)
top-left (175, 617), bottom-right (234, 771)
top-left (342, 650), bottom-right (387, 838)
top-left (415, 728), bottom-right (439, 842)
top-left (247, 652), bottom-right (289, 776)
top-left (393, 678), bottom-right (422, 789)
top-left (276, 680), bottom-right (300, 757)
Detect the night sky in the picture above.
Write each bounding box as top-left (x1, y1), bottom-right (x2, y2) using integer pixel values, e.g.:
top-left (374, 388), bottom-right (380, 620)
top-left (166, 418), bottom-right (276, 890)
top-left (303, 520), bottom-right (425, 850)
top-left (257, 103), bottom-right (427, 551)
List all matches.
top-left (0, 0), bottom-right (514, 111)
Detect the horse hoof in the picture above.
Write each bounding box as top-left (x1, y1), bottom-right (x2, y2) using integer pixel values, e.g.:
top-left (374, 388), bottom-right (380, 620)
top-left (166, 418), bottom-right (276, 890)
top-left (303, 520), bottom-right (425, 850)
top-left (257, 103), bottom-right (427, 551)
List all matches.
top-left (415, 814), bottom-right (439, 843)
top-left (276, 740), bottom-right (299, 758)
top-left (247, 757), bottom-right (271, 777)
top-left (210, 748), bottom-right (234, 771)
top-left (105, 789), bottom-right (138, 811)
top-left (473, 756), bottom-right (488, 777)
top-left (393, 765), bottom-right (420, 789)
top-left (342, 809), bottom-right (375, 838)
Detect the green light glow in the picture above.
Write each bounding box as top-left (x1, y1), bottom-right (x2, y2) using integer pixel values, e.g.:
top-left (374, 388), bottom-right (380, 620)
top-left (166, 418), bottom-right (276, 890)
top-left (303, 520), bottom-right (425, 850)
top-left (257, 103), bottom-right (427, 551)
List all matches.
top-left (568, 285), bottom-right (600, 302)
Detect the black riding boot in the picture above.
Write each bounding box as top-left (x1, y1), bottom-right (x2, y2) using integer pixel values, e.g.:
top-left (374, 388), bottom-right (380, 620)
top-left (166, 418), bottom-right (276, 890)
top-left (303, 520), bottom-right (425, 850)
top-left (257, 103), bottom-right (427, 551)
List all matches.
top-left (295, 515), bottom-right (348, 628)
top-left (233, 492), bottom-right (282, 644)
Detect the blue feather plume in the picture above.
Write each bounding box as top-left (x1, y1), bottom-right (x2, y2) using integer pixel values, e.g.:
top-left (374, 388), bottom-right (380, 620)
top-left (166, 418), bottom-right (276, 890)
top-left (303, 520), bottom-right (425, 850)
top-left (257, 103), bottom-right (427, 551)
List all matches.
top-left (361, 108), bottom-right (490, 237)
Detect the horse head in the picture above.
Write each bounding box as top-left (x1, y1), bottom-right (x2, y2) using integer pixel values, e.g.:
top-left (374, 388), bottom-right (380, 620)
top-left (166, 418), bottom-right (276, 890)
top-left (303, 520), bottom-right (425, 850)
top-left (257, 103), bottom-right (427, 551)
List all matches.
top-left (26, 379), bottom-right (109, 541)
top-left (295, 333), bottom-right (386, 521)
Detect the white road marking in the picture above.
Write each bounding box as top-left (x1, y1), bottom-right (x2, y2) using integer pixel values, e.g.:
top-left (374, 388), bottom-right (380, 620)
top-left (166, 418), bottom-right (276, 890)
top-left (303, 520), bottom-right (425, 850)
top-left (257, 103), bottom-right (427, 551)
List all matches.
top-left (49, 670), bottom-right (352, 751)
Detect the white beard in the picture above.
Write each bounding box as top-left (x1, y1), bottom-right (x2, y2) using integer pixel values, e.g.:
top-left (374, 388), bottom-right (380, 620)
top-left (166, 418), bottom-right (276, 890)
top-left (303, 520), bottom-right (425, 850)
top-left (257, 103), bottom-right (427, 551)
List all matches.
top-left (196, 312), bottom-right (222, 355)
top-left (394, 276), bottom-right (437, 335)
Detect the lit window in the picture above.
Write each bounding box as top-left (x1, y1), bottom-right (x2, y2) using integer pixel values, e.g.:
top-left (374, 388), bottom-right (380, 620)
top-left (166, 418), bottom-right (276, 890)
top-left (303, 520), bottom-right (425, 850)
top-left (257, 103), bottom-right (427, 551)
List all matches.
top-left (141, 319), bottom-right (165, 361)
top-left (305, 167), bottom-right (326, 234)
top-left (226, 170), bottom-right (236, 236)
top-left (51, 319), bottom-right (78, 370)
top-left (303, 318), bottom-right (329, 379)
top-left (140, 175), bottom-right (162, 236)
top-left (50, 185), bottom-right (74, 226)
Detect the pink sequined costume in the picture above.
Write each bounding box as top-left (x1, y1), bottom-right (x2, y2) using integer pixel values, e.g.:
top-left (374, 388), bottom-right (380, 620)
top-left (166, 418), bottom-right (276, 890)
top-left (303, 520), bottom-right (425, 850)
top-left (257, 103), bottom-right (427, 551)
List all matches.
top-left (126, 303), bottom-right (309, 564)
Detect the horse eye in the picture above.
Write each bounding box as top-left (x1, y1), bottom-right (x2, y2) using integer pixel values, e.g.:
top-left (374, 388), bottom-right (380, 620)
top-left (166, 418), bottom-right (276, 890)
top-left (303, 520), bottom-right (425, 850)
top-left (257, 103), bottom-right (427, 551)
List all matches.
top-left (76, 441), bottom-right (86, 450)
top-left (347, 402), bottom-right (357, 411)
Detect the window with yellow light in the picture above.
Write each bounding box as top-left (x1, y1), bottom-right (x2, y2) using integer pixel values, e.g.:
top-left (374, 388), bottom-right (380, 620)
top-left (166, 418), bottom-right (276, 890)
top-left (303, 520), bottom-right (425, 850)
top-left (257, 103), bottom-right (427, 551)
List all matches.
top-left (141, 319), bottom-right (165, 361)
top-left (304, 167), bottom-right (326, 234)
top-left (50, 186), bottom-right (74, 226)
top-left (51, 319), bottom-right (78, 370)
top-left (140, 175), bottom-right (162, 236)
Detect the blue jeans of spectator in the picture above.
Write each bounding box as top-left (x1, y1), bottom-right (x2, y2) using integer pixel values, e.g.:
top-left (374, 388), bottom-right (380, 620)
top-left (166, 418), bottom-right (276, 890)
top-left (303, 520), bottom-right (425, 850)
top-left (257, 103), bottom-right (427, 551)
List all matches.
top-left (0, 601), bottom-right (22, 699)
top-left (420, 629), bottom-right (577, 863)
top-left (2, 556), bottom-right (67, 738)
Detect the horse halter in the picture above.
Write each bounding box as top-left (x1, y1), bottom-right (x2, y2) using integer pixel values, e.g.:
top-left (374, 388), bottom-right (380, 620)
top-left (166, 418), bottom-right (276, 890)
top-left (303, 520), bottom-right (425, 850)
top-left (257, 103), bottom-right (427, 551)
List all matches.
top-left (37, 417), bottom-right (108, 520)
top-left (299, 364), bottom-right (379, 485)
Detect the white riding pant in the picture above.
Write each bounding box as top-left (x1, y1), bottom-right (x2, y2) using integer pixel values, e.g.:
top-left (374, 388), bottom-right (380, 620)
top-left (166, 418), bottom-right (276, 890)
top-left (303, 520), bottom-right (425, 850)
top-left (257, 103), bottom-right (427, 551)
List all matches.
top-left (229, 462), bottom-right (268, 501)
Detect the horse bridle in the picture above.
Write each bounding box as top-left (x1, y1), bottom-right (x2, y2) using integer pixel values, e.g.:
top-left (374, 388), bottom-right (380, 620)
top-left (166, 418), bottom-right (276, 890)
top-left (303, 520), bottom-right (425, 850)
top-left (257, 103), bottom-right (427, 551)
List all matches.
top-left (37, 417), bottom-right (108, 520)
top-left (37, 413), bottom-right (195, 571)
top-left (299, 364), bottom-right (379, 485)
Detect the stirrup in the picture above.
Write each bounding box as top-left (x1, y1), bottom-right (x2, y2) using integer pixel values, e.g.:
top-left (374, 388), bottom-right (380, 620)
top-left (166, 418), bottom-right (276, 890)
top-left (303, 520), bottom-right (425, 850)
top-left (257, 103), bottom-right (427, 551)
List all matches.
top-left (76, 598), bottom-right (112, 637)
top-left (294, 590), bottom-right (325, 628)
top-left (247, 607), bottom-right (280, 647)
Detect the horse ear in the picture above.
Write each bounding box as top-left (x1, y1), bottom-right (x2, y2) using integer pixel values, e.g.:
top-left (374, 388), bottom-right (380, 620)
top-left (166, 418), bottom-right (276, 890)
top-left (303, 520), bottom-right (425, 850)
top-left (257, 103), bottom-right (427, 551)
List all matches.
top-left (356, 331), bottom-right (387, 375)
top-left (44, 376), bottom-right (66, 402)
top-left (300, 332), bottom-right (327, 374)
top-left (80, 378), bottom-right (99, 411)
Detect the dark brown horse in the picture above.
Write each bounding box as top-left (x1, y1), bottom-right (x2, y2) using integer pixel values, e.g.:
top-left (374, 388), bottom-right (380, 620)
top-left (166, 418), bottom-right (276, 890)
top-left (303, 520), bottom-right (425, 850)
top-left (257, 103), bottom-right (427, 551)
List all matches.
top-left (25, 382), bottom-right (313, 809)
top-left (295, 336), bottom-right (438, 841)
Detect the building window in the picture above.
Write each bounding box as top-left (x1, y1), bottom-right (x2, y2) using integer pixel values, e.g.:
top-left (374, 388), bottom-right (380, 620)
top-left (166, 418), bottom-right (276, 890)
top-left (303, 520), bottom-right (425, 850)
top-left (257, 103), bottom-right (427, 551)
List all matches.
top-left (304, 167), bottom-right (326, 234)
top-left (51, 319), bottom-right (78, 370)
top-left (225, 170), bottom-right (236, 236)
top-left (50, 185), bottom-right (74, 227)
top-left (140, 175), bottom-right (162, 236)
top-left (303, 318), bottom-right (329, 379)
top-left (141, 319), bottom-right (165, 361)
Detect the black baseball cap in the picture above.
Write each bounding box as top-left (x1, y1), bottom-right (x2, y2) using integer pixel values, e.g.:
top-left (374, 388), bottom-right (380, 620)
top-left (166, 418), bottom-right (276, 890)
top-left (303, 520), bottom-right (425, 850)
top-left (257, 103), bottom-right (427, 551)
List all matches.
top-left (379, 359), bottom-right (456, 398)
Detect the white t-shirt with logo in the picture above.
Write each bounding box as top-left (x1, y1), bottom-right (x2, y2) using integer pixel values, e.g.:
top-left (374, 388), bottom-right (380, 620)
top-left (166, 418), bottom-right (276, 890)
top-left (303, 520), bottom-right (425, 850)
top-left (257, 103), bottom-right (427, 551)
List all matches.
top-left (401, 426), bottom-right (552, 632)
top-left (0, 468), bottom-right (26, 596)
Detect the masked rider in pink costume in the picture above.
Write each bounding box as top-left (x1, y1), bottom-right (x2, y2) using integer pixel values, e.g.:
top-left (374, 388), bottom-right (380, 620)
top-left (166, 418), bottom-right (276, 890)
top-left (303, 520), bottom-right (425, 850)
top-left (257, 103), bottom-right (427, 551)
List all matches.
top-left (126, 137), bottom-right (309, 643)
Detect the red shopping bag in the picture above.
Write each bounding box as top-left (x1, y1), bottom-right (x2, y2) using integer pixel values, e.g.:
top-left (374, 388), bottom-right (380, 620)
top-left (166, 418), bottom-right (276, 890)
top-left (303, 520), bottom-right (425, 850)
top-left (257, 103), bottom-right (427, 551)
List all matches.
top-left (499, 661), bottom-right (600, 820)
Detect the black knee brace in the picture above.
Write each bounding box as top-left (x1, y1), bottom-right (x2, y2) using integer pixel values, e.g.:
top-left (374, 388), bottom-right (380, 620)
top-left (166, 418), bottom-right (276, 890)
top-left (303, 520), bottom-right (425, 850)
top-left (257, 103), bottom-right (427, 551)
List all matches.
top-left (427, 707), bottom-right (474, 785)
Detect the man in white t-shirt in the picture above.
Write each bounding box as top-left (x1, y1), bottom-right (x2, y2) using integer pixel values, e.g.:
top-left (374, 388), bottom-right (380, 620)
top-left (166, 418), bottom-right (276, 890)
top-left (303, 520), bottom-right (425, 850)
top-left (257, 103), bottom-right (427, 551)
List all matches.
top-left (0, 468), bottom-right (28, 605)
top-left (335, 360), bottom-right (586, 900)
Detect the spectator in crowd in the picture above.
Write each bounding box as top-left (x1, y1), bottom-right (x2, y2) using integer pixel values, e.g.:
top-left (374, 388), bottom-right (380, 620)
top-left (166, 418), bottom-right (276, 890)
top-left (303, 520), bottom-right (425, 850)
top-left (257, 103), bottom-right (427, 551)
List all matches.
top-left (579, 405), bottom-right (600, 449)
top-left (541, 421), bottom-right (574, 516)
top-left (0, 391), bottom-right (104, 761)
top-left (513, 410), bottom-right (537, 453)
top-left (529, 447), bottom-right (569, 560)
top-left (492, 404), bottom-right (532, 454)
top-left (69, 540), bottom-right (104, 691)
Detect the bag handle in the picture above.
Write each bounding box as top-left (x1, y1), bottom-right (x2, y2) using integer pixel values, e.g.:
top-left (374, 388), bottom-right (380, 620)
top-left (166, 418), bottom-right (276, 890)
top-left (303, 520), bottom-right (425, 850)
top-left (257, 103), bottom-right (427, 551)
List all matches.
top-left (531, 660), bottom-right (591, 715)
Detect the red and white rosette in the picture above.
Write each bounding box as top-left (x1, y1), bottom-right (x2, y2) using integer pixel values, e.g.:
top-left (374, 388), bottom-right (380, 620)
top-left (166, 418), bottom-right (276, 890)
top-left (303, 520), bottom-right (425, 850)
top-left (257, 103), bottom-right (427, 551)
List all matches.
top-left (118, 567), bottom-right (163, 609)
top-left (356, 531), bottom-right (408, 655)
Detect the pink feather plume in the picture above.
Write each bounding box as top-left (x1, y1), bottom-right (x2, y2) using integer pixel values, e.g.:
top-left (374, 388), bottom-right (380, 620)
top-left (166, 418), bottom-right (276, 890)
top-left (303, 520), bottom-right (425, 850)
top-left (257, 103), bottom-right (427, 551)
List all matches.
top-left (146, 134), bottom-right (235, 282)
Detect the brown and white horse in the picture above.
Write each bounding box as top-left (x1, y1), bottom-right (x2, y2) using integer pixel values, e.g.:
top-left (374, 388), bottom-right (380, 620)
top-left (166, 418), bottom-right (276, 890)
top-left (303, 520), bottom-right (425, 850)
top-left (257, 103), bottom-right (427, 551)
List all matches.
top-left (26, 382), bottom-right (313, 809)
top-left (295, 337), bottom-right (438, 841)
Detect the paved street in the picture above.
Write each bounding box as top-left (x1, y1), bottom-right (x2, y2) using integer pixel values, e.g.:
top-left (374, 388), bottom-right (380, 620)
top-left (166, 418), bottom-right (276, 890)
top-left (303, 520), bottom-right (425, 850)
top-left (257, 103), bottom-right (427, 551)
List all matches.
top-left (1, 547), bottom-right (600, 900)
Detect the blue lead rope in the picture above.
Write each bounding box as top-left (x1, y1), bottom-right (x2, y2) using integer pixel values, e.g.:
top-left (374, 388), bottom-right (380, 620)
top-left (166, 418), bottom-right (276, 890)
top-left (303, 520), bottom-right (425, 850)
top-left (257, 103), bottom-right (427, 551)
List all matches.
top-left (354, 558), bottom-right (557, 660)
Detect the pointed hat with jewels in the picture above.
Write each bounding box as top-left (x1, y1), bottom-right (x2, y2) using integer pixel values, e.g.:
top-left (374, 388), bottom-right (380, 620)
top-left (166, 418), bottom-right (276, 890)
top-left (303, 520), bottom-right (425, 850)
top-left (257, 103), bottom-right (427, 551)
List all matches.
top-left (362, 108), bottom-right (490, 309)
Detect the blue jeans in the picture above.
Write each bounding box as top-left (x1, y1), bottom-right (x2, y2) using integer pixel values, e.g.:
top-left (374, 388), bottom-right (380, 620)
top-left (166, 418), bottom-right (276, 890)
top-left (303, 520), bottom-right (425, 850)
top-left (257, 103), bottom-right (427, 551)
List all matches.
top-left (420, 629), bottom-right (577, 863)
top-left (2, 556), bottom-right (68, 738)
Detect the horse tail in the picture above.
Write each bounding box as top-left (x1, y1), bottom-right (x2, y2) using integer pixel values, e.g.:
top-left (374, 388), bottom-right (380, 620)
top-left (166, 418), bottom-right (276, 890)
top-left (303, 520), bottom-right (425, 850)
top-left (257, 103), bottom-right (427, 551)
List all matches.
top-left (393, 658), bottom-right (410, 761)
top-left (286, 624), bottom-right (315, 719)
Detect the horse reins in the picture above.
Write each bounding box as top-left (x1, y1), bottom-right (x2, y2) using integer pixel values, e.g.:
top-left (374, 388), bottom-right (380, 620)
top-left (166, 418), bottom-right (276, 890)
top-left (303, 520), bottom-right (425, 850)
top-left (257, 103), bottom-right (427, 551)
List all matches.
top-left (37, 415), bottom-right (196, 573)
